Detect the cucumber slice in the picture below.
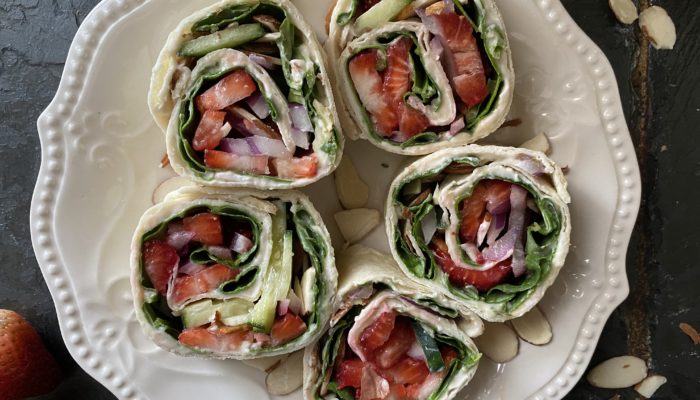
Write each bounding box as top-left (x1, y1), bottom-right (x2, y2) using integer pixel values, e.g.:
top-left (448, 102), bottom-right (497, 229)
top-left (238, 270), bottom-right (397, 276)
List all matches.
top-left (249, 203), bottom-right (293, 333)
top-left (182, 298), bottom-right (254, 328)
top-left (354, 0), bottom-right (413, 32)
top-left (412, 321), bottom-right (445, 373)
top-left (179, 23), bottom-right (266, 58)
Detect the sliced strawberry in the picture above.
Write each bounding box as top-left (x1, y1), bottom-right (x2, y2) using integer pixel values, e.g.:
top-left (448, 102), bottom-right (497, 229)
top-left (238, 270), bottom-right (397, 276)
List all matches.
top-left (360, 310), bottom-right (396, 353)
top-left (484, 180), bottom-right (512, 213)
top-left (335, 358), bottom-right (364, 390)
top-left (440, 345), bottom-right (459, 366)
top-left (178, 326), bottom-right (252, 352)
top-left (183, 212), bottom-right (224, 246)
top-left (459, 182), bottom-right (488, 243)
top-left (171, 263), bottom-right (239, 305)
top-left (431, 237), bottom-right (512, 291)
top-left (383, 357), bottom-right (430, 385)
top-left (398, 102), bottom-right (430, 138)
top-left (348, 50), bottom-right (398, 136)
top-left (204, 149), bottom-right (270, 175)
top-left (431, 11), bottom-right (488, 108)
top-left (272, 155), bottom-right (318, 179)
top-left (374, 318), bottom-right (415, 369)
top-left (383, 37), bottom-right (413, 107)
top-left (196, 69), bottom-right (257, 112)
top-left (270, 313), bottom-right (307, 346)
top-left (193, 110), bottom-right (229, 151)
top-left (142, 240), bottom-right (179, 295)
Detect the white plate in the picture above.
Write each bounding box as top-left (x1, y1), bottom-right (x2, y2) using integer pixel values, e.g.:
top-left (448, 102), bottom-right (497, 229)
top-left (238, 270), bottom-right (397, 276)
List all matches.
top-left (31, 0), bottom-right (640, 399)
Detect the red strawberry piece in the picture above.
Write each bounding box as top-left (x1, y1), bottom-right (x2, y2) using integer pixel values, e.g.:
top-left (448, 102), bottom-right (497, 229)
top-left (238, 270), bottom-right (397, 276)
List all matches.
top-left (271, 154), bottom-right (318, 179)
top-left (335, 358), bottom-right (365, 390)
top-left (374, 318), bottom-right (416, 369)
top-left (459, 182), bottom-right (488, 243)
top-left (142, 240), bottom-right (179, 294)
top-left (0, 310), bottom-right (61, 400)
top-left (171, 263), bottom-right (239, 305)
top-left (398, 102), bottom-right (430, 138)
top-left (204, 149), bottom-right (270, 175)
top-left (183, 212), bottom-right (224, 246)
top-left (431, 237), bottom-right (512, 291)
top-left (348, 50), bottom-right (398, 136)
top-left (196, 69), bottom-right (257, 112)
top-left (383, 37), bottom-right (413, 107)
top-left (383, 357), bottom-right (430, 385)
top-left (193, 110), bottom-right (230, 151)
top-left (179, 326), bottom-right (252, 353)
top-left (360, 310), bottom-right (396, 353)
top-left (270, 313), bottom-right (307, 346)
top-left (431, 10), bottom-right (488, 108)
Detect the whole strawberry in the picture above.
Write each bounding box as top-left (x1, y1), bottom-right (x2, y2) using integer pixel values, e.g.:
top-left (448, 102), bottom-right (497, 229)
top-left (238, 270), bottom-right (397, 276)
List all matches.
top-left (0, 310), bottom-right (61, 400)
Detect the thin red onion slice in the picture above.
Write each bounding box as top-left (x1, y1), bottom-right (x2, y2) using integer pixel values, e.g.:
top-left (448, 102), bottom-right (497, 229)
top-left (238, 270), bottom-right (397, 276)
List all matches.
top-left (486, 212), bottom-right (507, 246)
top-left (220, 137), bottom-right (291, 158)
top-left (166, 222), bottom-right (195, 251)
top-left (288, 103), bottom-right (313, 133)
top-left (290, 127), bottom-right (310, 149)
top-left (179, 261), bottom-right (206, 276)
top-left (231, 232), bottom-right (254, 254)
top-left (207, 246), bottom-right (233, 260)
top-left (276, 299), bottom-right (290, 316)
top-left (449, 116), bottom-right (466, 137)
top-left (513, 154), bottom-right (546, 176)
top-left (249, 53), bottom-right (281, 70)
top-left (481, 185), bottom-right (527, 263)
top-left (245, 92), bottom-right (271, 119)
top-left (511, 232), bottom-right (527, 277)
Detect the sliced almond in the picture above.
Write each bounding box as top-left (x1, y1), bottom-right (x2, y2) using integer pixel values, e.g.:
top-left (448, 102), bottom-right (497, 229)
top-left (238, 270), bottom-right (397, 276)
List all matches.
top-left (510, 306), bottom-right (553, 345)
top-left (609, 0), bottom-right (638, 24)
top-left (152, 176), bottom-right (194, 204)
top-left (587, 356), bottom-right (648, 389)
top-left (635, 374), bottom-right (667, 398)
top-left (334, 208), bottom-right (381, 244)
top-left (334, 156), bottom-right (369, 209)
top-left (472, 322), bottom-right (519, 363)
top-left (425, 1), bottom-right (445, 16)
top-left (679, 322), bottom-right (700, 345)
top-left (519, 133), bottom-right (551, 155)
top-left (242, 354), bottom-right (289, 373)
top-left (639, 6), bottom-right (676, 50)
top-left (266, 350), bottom-right (304, 395)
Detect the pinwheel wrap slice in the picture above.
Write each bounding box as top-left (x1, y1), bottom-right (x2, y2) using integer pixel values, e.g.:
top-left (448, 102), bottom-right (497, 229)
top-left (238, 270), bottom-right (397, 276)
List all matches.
top-left (386, 145), bottom-right (571, 322)
top-left (304, 245), bottom-right (482, 400)
top-left (131, 187), bottom-right (337, 359)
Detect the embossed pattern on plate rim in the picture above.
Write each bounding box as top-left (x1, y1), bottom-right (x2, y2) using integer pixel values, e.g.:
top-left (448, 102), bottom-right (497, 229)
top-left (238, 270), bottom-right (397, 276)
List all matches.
top-left (30, 0), bottom-right (640, 399)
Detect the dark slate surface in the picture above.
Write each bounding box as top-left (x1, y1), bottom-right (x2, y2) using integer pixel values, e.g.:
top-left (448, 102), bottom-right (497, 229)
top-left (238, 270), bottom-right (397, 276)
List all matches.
top-left (0, 0), bottom-right (697, 399)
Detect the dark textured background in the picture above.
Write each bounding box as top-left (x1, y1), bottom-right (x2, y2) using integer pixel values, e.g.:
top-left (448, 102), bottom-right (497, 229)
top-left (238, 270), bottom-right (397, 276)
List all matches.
top-left (1, 0), bottom-right (698, 399)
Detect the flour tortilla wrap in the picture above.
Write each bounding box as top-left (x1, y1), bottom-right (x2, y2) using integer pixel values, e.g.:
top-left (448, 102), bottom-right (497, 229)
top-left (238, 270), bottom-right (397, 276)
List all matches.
top-left (149, 0), bottom-right (342, 188)
top-left (326, 0), bottom-right (513, 155)
top-left (131, 187), bottom-right (336, 359)
top-left (386, 145), bottom-right (571, 321)
top-left (304, 245), bottom-right (481, 400)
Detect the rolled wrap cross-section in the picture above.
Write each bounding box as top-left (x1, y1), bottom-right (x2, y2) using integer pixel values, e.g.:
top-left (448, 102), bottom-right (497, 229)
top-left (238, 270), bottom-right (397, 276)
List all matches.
top-left (304, 245), bottom-right (482, 400)
top-left (386, 145), bottom-right (571, 321)
top-left (131, 186), bottom-right (336, 359)
top-left (149, 0), bottom-right (343, 188)
top-left (327, 0), bottom-right (513, 154)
